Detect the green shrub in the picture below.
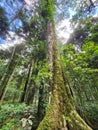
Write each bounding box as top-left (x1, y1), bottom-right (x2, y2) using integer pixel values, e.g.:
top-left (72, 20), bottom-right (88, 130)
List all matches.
top-left (0, 103), bottom-right (26, 128)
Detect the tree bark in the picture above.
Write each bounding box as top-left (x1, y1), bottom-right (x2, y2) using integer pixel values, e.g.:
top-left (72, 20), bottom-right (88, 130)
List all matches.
top-left (37, 1), bottom-right (92, 129)
top-left (0, 47), bottom-right (18, 105)
top-left (25, 60), bottom-right (38, 105)
top-left (37, 31), bottom-right (92, 130)
top-left (37, 82), bottom-right (47, 122)
top-left (20, 60), bottom-right (33, 102)
top-left (0, 63), bottom-right (18, 105)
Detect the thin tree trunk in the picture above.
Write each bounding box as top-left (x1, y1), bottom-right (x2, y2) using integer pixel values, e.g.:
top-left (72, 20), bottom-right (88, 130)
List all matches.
top-left (0, 63), bottom-right (18, 105)
top-left (0, 47), bottom-right (18, 105)
top-left (25, 76), bottom-right (37, 105)
top-left (26, 86), bottom-right (36, 105)
top-left (37, 82), bottom-right (46, 121)
top-left (12, 76), bottom-right (23, 103)
top-left (20, 60), bottom-right (33, 103)
top-left (25, 61), bottom-right (37, 105)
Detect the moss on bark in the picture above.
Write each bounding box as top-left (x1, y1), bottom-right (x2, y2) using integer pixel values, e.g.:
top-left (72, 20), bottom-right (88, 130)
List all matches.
top-left (37, 42), bottom-right (68, 130)
top-left (67, 110), bottom-right (92, 130)
top-left (37, 42), bottom-right (92, 130)
top-left (37, 1), bottom-right (92, 129)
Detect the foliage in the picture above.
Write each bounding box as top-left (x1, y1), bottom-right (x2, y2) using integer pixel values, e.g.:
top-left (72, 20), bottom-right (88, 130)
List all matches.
top-left (41, 0), bottom-right (55, 21)
top-left (0, 120), bottom-right (16, 130)
top-left (0, 6), bottom-right (8, 35)
top-left (4, 82), bottom-right (22, 102)
top-left (82, 41), bottom-right (98, 68)
top-left (0, 103), bottom-right (27, 129)
top-left (61, 43), bottom-right (98, 129)
top-left (30, 60), bottom-right (52, 88)
top-left (78, 101), bottom-right (98, 129)
top-left (0, 103), bottom-right (39, 130)
top-left (67, 17), bottom-right (98, 47)
top-left (0, 58), bottom-right (7, 80)
top-left (85, 23), bottom-right (98, 44)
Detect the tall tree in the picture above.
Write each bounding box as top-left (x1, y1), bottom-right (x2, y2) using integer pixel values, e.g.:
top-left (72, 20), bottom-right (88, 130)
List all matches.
top-left (37, 0), bottom-right (92, 130)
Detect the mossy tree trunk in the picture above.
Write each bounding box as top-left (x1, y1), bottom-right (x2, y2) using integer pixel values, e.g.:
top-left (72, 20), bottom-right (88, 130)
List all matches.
top-left (37, 0), bottom-right (92, 130)
top-left (37, 24), bottom-right (92, 130)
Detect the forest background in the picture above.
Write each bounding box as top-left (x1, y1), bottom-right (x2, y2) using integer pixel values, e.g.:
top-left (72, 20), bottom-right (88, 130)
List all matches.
top-left (0, 0), bottom-right (98, 130)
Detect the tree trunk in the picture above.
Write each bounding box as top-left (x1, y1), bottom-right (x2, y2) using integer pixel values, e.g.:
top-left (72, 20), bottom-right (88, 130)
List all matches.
top-left (37, 1), bottom-right (92, 129)
top-left (12, 75), bottom-right (23, 103)
top-left (26, 86), bottom-right (36, 105)
top-left (0, 63), bottom-right (18, 105)
top-left (37, 82), bottom-right (47, 122)
top-left (20, 60), bottom-right (33, 102)
top-left (0, 47), bottom-right (18, 105)
top-left (25, 60), bottom-right (39, 105)
top-left (37, 37), bottom-right (92, 130)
